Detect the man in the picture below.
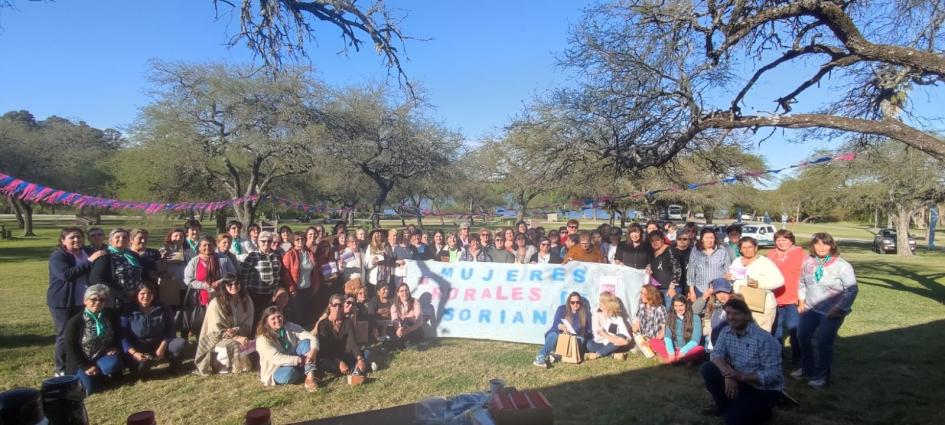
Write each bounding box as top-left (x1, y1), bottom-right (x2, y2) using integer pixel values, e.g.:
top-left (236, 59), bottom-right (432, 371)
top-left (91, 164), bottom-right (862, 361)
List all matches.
top-left (725, 224), bottom-right (742, 260)
top-left (458, 222), bottom-right (471, 249)
top-left (701, 298), bottom-right (783, 425)
top-left (491, 234), bottom-right (515, 263)
top-left (562, 232), bottom-right (605, 264)
top-left (228, 220), bottom-right (245, 259)
top-left (239, 231), bottom-right (282, 331)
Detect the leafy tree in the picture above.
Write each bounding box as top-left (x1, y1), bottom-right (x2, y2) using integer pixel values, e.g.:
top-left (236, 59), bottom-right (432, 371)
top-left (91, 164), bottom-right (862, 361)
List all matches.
top-left (558, 0), bottom-right (945, 171)
top-left (133, 62), bottom-right (324, 226)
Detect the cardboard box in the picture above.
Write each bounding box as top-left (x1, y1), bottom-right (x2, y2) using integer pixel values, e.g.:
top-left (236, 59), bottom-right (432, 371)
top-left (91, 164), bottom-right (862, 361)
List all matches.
top-left (489, 390), bottom-right (553, 425)
top-left (347, 374), bottom-right (365, 385)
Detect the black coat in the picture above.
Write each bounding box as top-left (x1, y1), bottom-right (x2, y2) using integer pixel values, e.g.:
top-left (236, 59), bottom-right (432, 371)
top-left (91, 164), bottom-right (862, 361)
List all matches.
top-left (62, 310), bottom-right (118, 374)
top-left (48, 249), bottom-right (92, 309)
top-left (528, 251), bottom-right (562, 264)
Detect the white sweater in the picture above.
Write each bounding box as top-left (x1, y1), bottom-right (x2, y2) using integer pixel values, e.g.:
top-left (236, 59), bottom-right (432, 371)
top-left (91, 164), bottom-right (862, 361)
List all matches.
top-left (729, 256), bottom-right (784, 312)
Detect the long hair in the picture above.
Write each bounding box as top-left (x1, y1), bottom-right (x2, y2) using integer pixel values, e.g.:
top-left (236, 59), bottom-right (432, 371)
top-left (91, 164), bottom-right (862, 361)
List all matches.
top-left (256, 305), bottom-right (284, 345)
top-left (667, 295), bottom-right (694, 342)
top-left (216, 273), bottom-right (246, 318)
top-left (163, 228), bottom-right (184, 247)
top-left (598, 291), bottom-right (623, 318)
top-left (564, 291), bottom-right (587, 331)
top-left (640, 284), bottom-right (662, 306)
top-left (392, 282), bottom-right (415, 317)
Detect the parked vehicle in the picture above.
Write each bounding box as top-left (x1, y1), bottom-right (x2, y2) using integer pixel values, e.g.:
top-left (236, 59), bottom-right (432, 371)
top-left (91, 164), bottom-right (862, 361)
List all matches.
top-left (667, 204), bottom-right (684, 221)
top-left (741, 224), bottom-right (777, 247)
top-left (873, 229), bottom-right (917, 253)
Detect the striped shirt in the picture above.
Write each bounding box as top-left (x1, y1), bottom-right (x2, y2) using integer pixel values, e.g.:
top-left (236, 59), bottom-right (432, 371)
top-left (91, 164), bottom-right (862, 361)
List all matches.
top-left (239, 251), bottom-right (282, 294)
top-left (686, 247), bottom-right (732, 294)
top-left (710, 322), bottom-right (784, 391)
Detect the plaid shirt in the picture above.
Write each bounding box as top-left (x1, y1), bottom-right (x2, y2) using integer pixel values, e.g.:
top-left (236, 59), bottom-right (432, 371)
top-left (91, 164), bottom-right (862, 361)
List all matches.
top-left (239, 251), bottom-right (282, 294)
top-left (710, 322), bottom-right (784, 391)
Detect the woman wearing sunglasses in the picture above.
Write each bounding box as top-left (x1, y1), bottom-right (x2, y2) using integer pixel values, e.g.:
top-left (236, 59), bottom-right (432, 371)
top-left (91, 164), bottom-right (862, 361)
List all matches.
top-left (532, 291), bottom-right (591, 368)
top-left (194, 274), bottom-right (254, 375)
top-left (63, 284), bottom-right (123, 395)
top-left (314, 294), bottom-right (368, 376)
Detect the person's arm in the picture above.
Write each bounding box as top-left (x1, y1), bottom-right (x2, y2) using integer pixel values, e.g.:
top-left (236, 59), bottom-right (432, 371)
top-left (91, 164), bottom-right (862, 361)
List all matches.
top-left (50, 250), bottom-right (93, 284)
top-left (797, 258), bottom-right (811, 313)
top-left (344, 320), bottom-right (362, 358)
top-left (662, 324), bottom-right (675, 353)
top-left (183, 257), bottom-right (208, 290)
top-left (753, 259), bottom-right (784, 290)
top-left (238, 255), bottom-right (255, 286)
top-left (63, 315), bottom-right (94, 371)
top-left (549, 306), bottom-right (566, 334)
top-left (832, 260), bottom-right (859, 315)
top-left (280, 252), bottom-right (297, 293)
top-left (119, 313), bottom-right (136, 354)
top-left (88, 256), bottom-right (110, 286)
top-left (257, 335), bottom-right (302, 366)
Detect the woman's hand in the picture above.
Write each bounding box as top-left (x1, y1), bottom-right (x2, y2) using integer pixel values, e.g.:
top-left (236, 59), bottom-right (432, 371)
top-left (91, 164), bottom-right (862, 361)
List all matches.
top-left (687, 287), bottom-right (697, 303)
top-left (233, 336), bottom-right (248, 346)
top-left (667, 287), bottom-right (676, 299)
top-left (132, 352), bottom-right (149, 363)
top-left (304, 349), bottom-right (317, 364)
top-left (85, 365), bottom-right (99, 376)
top-left (723, 272), bottom-right (733, 281)
top-left (746, 277), bottom-right (759, 288)
top-left (338, 360), bottom-right (350, 375)
top-left (396, 327), bottom-right (406, 338)
top-left (155, 343), bottom-right (168, 360)
top-left (630, 319), bottom-right (641, 333)
top-left (89, 250), bottom-right (107, 262)
top-left (797, 301), bottom-right (807, 314)
top-left (557, 323), bottom-right (568, 333)
top-left (355, 358), bottom-right (367, 373)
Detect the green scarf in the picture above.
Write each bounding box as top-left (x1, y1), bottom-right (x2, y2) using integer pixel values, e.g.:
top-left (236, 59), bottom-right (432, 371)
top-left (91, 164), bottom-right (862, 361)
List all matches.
top-left (107, 246), bottom-right (139, 267)
top-left (84, 309), bottom-right (105, 337)
top-left (186, 238), bottom-right (199, 253)
top-left (729, 242), bottom-right (741, 258)
top-left (277, 327), bottom-right (292, 352)
top-left (232, 237), bottom-right (244, 255)
top-left (815, 255), bottom-right (831, 282)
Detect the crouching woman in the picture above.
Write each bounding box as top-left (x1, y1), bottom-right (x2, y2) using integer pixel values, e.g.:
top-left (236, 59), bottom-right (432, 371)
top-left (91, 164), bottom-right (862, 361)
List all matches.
top-left (256, 306), bottom-right (319, 392)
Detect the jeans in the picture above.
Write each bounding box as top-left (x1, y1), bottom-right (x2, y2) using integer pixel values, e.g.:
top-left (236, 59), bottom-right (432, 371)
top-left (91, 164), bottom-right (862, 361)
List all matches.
top-left (50, 306), bottom-right (81, 373)
top-left (700, 361), bottom-right (780, 425)
top-left (316, 351), bottom-right (369, 375)
top-left (586, 340), bottom-right (626, 357)
top-left (273, 339), bottom-right (318, 385)
top-left (125, 337), bottom-right (188, 371)
top-left (535, 331), bottom-right (584, 361)
top-left (75, 354), bottom-right (123, 395)
top-left (774, 304), bottom-right (801, 363)
top-left (797, 310), bottom-right (845, 381)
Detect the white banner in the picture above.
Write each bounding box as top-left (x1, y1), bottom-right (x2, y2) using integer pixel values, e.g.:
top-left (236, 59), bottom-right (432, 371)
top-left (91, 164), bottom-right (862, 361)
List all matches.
top-left (404, 260), bottom-right (647, 345)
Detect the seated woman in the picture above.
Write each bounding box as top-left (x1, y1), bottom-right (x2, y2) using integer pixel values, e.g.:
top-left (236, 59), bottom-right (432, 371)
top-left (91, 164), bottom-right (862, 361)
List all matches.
top-left (532, 291), bottom-right (592, 368)
top-left (390, 283), bottom-right (425, 348)
top-left (586, 292), bottom-right (632, 359)
top-left (630, 284), bottom-right (667, 353)
top-left (366, 284), bottom-right (393, 341)
top-left (703, 278), bottom-right (735, 351)
top-left (651, 295), bottom-right (705, 364)
top-left (63, 284), bottom-right (124, 395)
top-left (194, 274), bottom-right (254, 375)
top-left (120, 283), bottom-right (187, 377)
top-left (314, 294), bottom-right (369, 376)
top-left (255, 306), bottom-right (319, 392)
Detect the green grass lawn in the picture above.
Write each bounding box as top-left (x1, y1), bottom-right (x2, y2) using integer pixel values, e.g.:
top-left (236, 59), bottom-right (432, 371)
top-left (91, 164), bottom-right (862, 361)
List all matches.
top-left (1, 222), bottom-right (944, 425)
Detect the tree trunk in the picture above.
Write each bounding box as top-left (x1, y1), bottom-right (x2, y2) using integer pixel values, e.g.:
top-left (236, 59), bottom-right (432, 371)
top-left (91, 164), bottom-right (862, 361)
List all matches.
top-left (234, 201), bottom-right (259, 228)
top-left (371, 185), bottom-right (392, 229)
top-left (704, 206), bottom-right (715, 225)
top-left (215, 208), bottom-right (229, 234)
top-left (7, 195), bottom-right (25, 229)
top-left (893, 204), bottom-right (915, 257)
top-left (20, 200), bottom-right (36, 237)
top-left (347, 205), bottom-right (356, 227)
top-left (874, 208), bottom-right (881, 229)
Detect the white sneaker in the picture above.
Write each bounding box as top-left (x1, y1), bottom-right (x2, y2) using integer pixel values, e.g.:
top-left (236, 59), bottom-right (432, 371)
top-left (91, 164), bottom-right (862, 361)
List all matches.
top-left (532, 359), bottom-right (548, 368)
top-left (808, 378), bottom-right (827, 389)
top-left (370, 362), bottom-right (378, 372)
top-left (789, 368), bottom-right (804, 380)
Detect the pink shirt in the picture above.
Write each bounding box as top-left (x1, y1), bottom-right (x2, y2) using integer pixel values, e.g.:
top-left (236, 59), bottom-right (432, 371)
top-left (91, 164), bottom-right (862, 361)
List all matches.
top-left (391, 299), bottom-right (421, 323)
top-left (768, 246), bottom-right (805, 305)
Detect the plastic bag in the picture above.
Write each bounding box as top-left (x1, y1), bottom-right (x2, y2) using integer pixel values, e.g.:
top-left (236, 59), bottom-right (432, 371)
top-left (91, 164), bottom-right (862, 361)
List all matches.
top-left (415, 393), bottom-right (491, 425)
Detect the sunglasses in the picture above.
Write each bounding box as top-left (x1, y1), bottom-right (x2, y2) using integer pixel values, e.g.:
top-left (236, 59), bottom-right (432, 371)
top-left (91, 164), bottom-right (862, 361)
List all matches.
top-left (330, 303), bottom-right (342, 308)
top-left (677, 237), bottom-right (690, 241)
top-left (88, 297), bottom-right (105, 303)
top-left (540, 243), bottom-right (550, 246)
top-left (567, 225), bottom-right (577, 229)
top-left (569, 300), bottom-right (581, 305)
top-left (259, 239), bottom-right (272, 243)
top-left (344, 300), bottom-right (354, 305)
top-left (225, 282), bottom-right (240, 287)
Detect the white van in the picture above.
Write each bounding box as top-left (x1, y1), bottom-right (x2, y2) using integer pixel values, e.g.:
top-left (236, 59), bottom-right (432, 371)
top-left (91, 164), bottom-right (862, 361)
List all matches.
top-left (741, 224), bottom-right (777, 247)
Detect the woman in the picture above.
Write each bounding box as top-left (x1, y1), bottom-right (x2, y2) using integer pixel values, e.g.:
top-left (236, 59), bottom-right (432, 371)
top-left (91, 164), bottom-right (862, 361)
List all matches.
top-left (355, 228), bottom-right (368, 250)
top-left (338, 235), bottom-right (366, 282)
top-left (515, 221), bottom-right (528, 236)
top-left (615, 223), bottom-right (650, 269)
top-left (459, 236), bottom-right (492, 262)
top-left (184, 236), bottom-right (223, 309)
top-left (194, 274), bottom-right (254, 375)
top-left (314, 294), bottom-right (368, 376)
top-left (49, 227), bottom-right (106, 376)
top-left (687, 227), bottom-right (732, 315)
top-left (547, 229), bottom-right (560, 253)
top-left (241, 224), bottom-right (261, 255)
top-left (794, 232), bottom-right (858, 389)
top-left (529, 237), bottom-right (562, 264)
top-left (725, 237), bottom-right (784, 332)
top-left (391, 231), bottom-right (416, 287)
top-left (767, 229), bottom-right (806, 364)
top-left (648, 230), bottom-right (680, 307)
top-left (532, 292), bottom-right (591, 368)
top-left (214, 233), bottom-right (241, 276)
top-left (120, 283), bottom-right (187, 377)
top-left (390, 283), bottom-right (424, 348)
top-left (703, 278), bottom-right (734, 351)
top-left (651, 295), bottom-right (704, 364)
top-left (282, 231), bottom-right (319, 329)
top-left (364, 230), bottom-right (390, 290)
top-left (444, 233), bottom-right (462, 262)
top-left (366, 284), bottom-right (393, 341)
top-left (631, 284), bottom-right (667, 348)
top-left (129, 228), bottom-right (161, 286)
top-left (603, 229), bottom-right (621, 264)
top-left (513, 233), bottom-right (536, 264)
top-left (278, 226), bottom-right (294, 253)
top-left (429, 230), bottom-right (448, 262)
top-left (63, 284), bottom-right (123, 395)
top-left (157, 228), bottom-right (188, 309)
top-left (256, 306), bottom-right (318, 391)
top-left (89, 228), bottom-right (142, 309)
top-left (586, 292), bottom-right (631, 359)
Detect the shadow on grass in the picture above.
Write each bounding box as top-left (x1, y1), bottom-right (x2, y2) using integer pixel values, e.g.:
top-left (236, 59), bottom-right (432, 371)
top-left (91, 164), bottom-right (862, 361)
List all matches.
top-left (857, 263), bottom-right (945, 305)
top-left (293, 320), bottom-right (945, 425)
top-left (0, 333), bottom-right (55, 349)
top-left (0, 245), bottom-right (53, 262)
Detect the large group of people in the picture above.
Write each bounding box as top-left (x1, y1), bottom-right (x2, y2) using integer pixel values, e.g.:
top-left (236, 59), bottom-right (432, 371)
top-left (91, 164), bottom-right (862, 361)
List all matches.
top-left (47, 218), bottom-right (858, 423)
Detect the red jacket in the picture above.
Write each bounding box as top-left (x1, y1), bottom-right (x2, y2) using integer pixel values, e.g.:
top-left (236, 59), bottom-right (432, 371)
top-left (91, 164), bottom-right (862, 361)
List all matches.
top-left (281, 248), bottom-right (320, 294)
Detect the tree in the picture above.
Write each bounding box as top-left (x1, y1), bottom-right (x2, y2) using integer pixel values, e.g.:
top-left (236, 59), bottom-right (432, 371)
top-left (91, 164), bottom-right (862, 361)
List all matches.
top-left (217, 0), bottom-right (411, 87)
top-left (559, 0), bottom-right (945, 171)
top-left (134, 62), bottom-right (323, 226)
top-left (312, 84), bottom-right (462, 228)
top-left (0, 111), bottom-right (119, 235)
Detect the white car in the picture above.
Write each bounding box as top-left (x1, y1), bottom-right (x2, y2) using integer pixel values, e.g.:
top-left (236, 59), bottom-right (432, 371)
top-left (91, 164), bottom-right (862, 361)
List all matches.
top-left (741, 224), bottom-right (776, 247)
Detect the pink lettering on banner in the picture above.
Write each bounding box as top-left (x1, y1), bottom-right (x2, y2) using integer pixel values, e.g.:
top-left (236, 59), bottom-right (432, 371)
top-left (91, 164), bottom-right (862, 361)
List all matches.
top-left (464, 288), bottom-right (476, 301)
top-left (511, 287), bottom-right (524, 301)
top-left (481, 288), bottom-right (492, 300)
top-left (495, 286), bottom-right (508, 300)
top-left (449, 288), bottom-right (459, 300)
top-left (529, 288), bottom-right (542, 301)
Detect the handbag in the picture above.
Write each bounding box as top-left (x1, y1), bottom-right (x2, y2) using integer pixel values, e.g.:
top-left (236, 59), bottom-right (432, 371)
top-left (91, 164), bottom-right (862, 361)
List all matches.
top-left (553, 333), bottom-right (583, 364)
top-left (175, 287), bottom-right (207, 336)
top-left (739, 284), bottom-right (767, 313)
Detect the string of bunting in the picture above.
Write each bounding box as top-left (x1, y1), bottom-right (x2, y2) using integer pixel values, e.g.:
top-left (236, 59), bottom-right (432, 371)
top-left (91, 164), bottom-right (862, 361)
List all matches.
top-left (570, 151), bottom-right (857, 208)
top-left (0, 151), bottom-right (854, 218)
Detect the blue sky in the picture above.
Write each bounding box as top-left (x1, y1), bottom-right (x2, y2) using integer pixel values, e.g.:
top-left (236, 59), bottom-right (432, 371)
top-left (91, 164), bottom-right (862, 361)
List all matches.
top-left (1, 1), bottom-right (939, 189)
